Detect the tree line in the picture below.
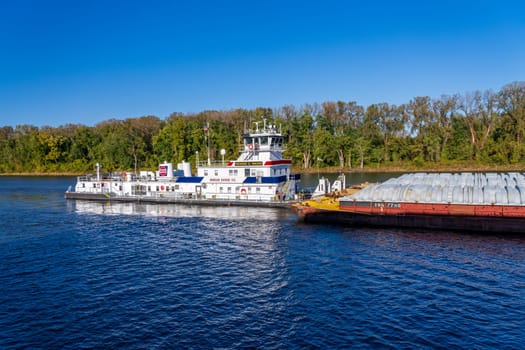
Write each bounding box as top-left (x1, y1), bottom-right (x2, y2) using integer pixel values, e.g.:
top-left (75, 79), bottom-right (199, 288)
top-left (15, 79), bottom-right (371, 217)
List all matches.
top-left (1, 81), bottom-right (524, 174)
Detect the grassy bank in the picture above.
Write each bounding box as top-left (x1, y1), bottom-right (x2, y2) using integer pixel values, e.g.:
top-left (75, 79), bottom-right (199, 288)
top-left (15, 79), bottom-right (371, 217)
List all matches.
top-left (293, 163), bottom-right (525, 174)
top-left (2, 162), bottom-right (525, 176)
top-left (0, 172), bottom-right (83, 176)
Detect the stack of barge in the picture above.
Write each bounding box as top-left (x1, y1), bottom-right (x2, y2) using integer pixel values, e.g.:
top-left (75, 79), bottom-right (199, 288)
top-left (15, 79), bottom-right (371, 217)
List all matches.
top-left (292, 172), bottom-right (525, 233)
top-left (65, 121), bottom-right (305, 208)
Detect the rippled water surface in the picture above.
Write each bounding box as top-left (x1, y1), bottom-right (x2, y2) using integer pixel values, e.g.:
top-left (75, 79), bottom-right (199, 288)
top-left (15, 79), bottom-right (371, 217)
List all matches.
top-left (1, 176), bottom-right (525, 349)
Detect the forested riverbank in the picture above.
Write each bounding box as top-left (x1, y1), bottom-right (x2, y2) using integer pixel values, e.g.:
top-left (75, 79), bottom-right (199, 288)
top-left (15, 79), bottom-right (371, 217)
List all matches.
top-left (1, 81), bottom-right (524, 175)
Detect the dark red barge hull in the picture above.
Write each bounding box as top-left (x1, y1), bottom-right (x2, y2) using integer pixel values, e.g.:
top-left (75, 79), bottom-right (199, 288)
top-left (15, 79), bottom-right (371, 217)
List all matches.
top-left (293, 205), bottom-right (525, 234)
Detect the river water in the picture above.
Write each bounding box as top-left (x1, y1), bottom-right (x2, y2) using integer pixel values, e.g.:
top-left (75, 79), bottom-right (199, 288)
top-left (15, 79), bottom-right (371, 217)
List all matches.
top-left (1, 175), bottom-right (524, 349)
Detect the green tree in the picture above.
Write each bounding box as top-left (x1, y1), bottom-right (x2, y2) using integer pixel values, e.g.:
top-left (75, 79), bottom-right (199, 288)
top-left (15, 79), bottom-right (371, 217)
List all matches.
top-left (312, 127), bottom-right (334, 166)
top-left (93, 120), bottom-right (133, 171)
top-left (431, 95), bottom-right (457, 162)
top-left (291, 108), bottom-right (315, 169)
top-left (498, 82), bottom-right (525, 162)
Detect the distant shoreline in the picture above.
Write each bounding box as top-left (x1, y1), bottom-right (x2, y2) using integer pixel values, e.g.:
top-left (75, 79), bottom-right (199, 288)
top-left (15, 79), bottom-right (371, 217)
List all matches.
top-left (2, 164), bottom-right (525, 176)
top-left (0, 172), bottom-right (82, 176)
top-left (295, 164), bottom-right (525, 174)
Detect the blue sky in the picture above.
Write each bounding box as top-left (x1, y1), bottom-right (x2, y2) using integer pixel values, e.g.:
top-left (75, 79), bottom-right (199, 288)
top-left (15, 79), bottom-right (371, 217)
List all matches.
top-left (1, 0), bottom-right (524, 127)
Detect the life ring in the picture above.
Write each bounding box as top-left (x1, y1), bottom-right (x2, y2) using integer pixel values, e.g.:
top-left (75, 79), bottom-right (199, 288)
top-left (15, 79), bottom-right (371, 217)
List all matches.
top-left (248, 144), bottom-right (253, 150)
top-left (241, 188), bottom-right (247, 194)
top-left (160, 185), bottom-right (165, 191)
top-left (122, 171), bottom-right (127, 177)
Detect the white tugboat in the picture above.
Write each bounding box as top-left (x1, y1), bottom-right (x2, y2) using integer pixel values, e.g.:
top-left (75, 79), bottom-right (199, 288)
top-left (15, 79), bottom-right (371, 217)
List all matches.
top-left (65, 121), bottom-right (305, 208)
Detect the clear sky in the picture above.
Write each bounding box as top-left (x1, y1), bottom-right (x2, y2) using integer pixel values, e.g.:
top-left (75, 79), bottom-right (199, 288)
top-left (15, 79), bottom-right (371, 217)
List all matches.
top-left (1, 0), bottom-right (524, 127)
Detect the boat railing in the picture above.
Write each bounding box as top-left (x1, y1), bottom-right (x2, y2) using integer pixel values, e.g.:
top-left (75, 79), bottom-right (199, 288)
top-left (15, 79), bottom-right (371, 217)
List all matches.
top-left (78, 174), bottom-right (125, 182)
top-left (196, 160), bottom-right (232, 167)
top-left (147, 191), bottom-right (294, 202)
top-left (244, 124), bottom-right (281, 135)
top-left (238, 144), bottom-right (287, 153)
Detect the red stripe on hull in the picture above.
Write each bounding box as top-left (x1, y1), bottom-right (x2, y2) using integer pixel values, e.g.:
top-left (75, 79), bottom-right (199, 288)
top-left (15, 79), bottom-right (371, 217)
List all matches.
top-left (339, 202), bottom-right (525, 218)
top-left (263, 160), bottom-right (292, 166)
top-left (293, 205), bottom-right (525, 233)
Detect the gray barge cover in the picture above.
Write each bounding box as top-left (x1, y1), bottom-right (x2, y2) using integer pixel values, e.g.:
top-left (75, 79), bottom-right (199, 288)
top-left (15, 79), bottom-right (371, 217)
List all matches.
top-left (343, 173), bottom-right (525, 205)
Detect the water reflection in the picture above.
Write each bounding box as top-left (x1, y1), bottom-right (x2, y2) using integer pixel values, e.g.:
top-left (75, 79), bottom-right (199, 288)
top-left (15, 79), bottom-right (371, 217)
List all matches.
top-left (69, 200), bottom-right (291, 221)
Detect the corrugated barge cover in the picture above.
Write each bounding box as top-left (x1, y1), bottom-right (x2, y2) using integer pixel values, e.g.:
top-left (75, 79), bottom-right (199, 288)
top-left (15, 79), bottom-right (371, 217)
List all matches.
top-left (343, 172), bottom-right (525, 205)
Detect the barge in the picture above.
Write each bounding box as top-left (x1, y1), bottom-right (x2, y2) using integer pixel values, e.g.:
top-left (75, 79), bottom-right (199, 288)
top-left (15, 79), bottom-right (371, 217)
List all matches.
top-left (65, 121), bottom-right (306, 208)
top-left (292, 172), bottom-right (525, 233)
